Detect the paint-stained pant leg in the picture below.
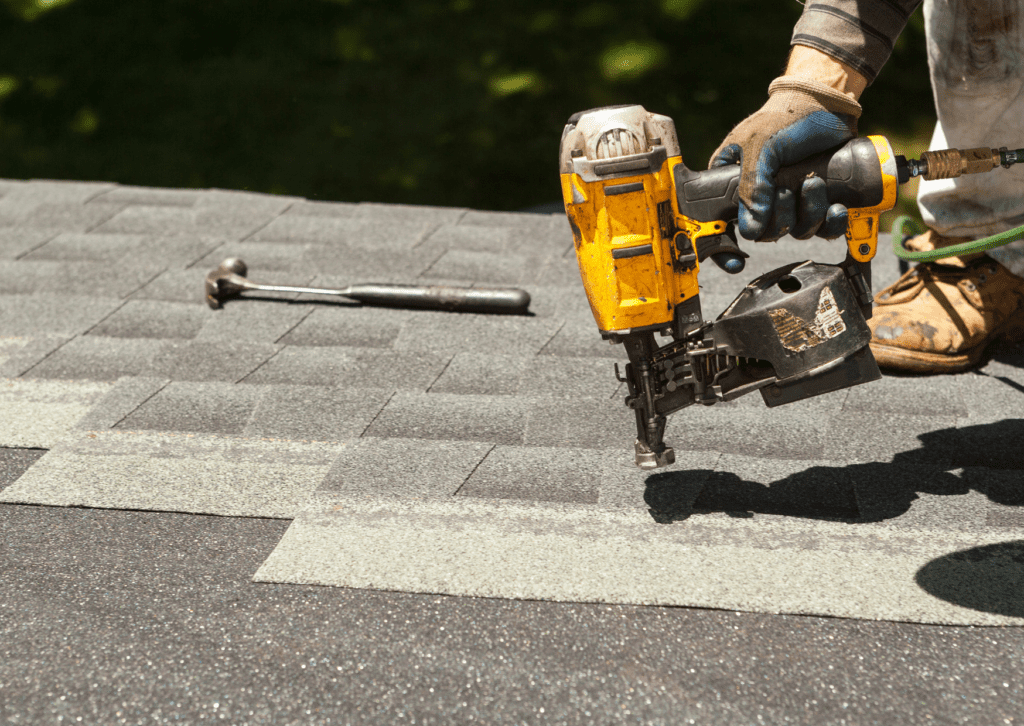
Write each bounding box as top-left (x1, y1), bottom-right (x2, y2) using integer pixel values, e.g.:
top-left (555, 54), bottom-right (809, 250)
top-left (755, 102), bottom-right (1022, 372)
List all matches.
top-left (918, 0), bottom-right (1024, 275)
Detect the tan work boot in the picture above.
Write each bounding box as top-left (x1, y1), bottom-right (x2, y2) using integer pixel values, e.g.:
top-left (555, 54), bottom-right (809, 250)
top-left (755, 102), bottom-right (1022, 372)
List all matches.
top-left (869, 230), bottom-right (1024, 373)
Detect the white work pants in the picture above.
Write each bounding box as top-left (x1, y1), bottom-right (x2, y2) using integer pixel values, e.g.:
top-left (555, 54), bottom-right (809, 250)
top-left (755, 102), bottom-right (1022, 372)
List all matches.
top-left (919, 0), bottom-right (1024, 274)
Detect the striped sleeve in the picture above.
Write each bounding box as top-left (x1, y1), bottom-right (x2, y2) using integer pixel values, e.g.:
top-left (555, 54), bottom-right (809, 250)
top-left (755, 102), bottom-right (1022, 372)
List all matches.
top-left (791, 0), bottom-right (923, 83)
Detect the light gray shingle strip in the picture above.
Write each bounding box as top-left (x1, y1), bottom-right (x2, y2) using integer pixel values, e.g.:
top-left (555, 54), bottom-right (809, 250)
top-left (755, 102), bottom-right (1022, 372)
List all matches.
top-left (0, 335), bottom-right (72, 378)
top-left (0, 377), bottom-right (114, 448)
top-left (0, 428), bottom-right (342, 518)
top-left (254, 495), bottom-right (1024, 626)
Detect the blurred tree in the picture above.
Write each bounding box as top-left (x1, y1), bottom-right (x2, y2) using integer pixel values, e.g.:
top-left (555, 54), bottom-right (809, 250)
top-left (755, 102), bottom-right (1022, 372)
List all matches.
top-left (0, 0), bottom-right (933, 212)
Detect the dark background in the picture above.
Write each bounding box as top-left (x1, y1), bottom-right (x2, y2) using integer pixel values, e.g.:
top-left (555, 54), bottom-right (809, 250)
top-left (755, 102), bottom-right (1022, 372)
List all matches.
top-left (0, 0), bottom-right (933, 219)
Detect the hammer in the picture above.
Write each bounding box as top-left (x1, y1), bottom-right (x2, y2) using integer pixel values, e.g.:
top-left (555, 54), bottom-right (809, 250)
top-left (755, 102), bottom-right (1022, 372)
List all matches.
top-left (204, 258), bottom-right (532, 315)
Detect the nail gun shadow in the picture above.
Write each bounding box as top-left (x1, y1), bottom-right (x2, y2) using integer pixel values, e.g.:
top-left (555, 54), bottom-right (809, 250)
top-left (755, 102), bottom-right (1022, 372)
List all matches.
top-left (643, 418), bottom-right (1024, 524)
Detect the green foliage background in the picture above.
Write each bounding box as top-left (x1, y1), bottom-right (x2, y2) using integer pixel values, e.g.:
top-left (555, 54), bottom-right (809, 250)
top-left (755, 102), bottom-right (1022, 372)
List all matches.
top-left (0, 0), bottom-right (934, 213)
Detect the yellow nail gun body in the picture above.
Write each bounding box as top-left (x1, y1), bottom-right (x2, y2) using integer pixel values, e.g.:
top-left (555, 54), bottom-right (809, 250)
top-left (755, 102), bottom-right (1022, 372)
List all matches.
top-left (560, 105), bottom-right (899, 469)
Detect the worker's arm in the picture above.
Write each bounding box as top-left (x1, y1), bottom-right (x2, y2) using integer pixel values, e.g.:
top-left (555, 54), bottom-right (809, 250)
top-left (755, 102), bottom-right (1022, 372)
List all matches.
top-left (711, 0), bottom-right (921, 242)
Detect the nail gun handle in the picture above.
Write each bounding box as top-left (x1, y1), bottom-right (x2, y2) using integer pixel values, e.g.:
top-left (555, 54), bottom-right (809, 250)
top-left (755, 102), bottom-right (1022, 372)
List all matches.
top-left (674, 137), bottom-right (889, 225)
top-left (344, 283), bottom-right (531, 315)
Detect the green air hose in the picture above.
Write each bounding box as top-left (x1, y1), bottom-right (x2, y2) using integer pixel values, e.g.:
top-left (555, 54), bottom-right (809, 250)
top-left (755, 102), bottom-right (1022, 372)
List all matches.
top-left (891, 215), bottom-right (1024, 263)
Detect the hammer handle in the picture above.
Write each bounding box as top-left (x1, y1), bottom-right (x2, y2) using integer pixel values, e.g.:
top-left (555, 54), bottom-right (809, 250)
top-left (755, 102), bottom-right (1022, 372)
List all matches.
top-left (343, 283), bottom-right (531, 315)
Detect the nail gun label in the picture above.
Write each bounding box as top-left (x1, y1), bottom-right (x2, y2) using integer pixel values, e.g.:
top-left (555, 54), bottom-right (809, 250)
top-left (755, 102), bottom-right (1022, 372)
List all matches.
top-left (769, 287), bottom-right (846, 352)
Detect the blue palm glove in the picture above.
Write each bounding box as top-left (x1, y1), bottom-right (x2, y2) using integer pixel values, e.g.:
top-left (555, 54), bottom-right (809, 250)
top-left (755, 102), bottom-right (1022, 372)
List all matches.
top-left (710, 77), bottom-right (863, 242)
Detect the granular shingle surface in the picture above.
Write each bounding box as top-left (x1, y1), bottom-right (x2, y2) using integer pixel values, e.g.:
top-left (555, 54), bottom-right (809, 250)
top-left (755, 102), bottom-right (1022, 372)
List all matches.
top-left (2, 179), bottom-right (1023, 722)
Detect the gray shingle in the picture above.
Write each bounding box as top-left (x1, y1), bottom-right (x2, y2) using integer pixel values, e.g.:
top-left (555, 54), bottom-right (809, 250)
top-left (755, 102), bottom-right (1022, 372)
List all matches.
top-left (522, 396), bottom-right (636, 450)
top-left (1, 180), bottom-right (116, 204)
top-left (279, 200), bottom-right (360, 218)
top-left (0, 228), bottom-right (59, 260)
top-left (129, 268), bottom-right (213, 303)
top-left (317, 436), bottom-right (491, 498)
top-left (427, 352), bottom-right (528, 396)
top-left (21, 335), bottom-right (174, 381)
top-left (431, 350), bottom-right (620, 398)
top-left (419, 224), bottom-right (514, 254)
top-left (252, 215), bottom-right (435, 249)
top-left (242, 384), bottom-right (392, 441)
top-left (420, 249), bottom-right (551, 285)
top-left (458, 445), bottom-right (615, 504)
top-left (191, 242), bottom-right (317, 277)
top-left (24, 232), bottom-right (223, 269)
top-left (957, 367), bottom-right (1024, 420)
top-left (73, 376), bottom-right (171, 430)
top-left (0, 260), bottom-right (166, 298)
top-left (275, 305), bottom-right (406, 349)
top-left (86, 300), bottom-right (209, 340)
top-left (150, 339), bottom-right (282, 383)
top-left (0, 295), bottom-right (122, 337)
top-left (195, 300), bottom-right (313, 344)
top-left (823, 410), bottom-right (958, 464)
top-left (842, 371), bottom-right (967, 416)
top-left (240, 345), bottom-right (448, 390)
top-left (516, 354), bottom-right (622, 399)
top-left (391, 313), bottom-right (562, 357)
top-left (364, 391), bottom-right (528, 444)
top-left (7, 202), bottom-right (125, 232)
top-left (115, 380), bottom-right (262, 434)
top-left (89, 186), bottom-right (202, 207)
top-left (0, 446), bottom-right (47, 494)
top-left (22, 232), bottom-right (148, 262)
top-left (537, 319), bottom-right (624, 358)
top-left (300, 244), bottom-right (435, 279)
top-left (93, 204), bottom-right (281, 240)
top-left (0, 334), bottom-right (71, 378)
top-left (354, 202), bottom-right (466, 225)
top-left (658, 402), bottom-right (832, 461)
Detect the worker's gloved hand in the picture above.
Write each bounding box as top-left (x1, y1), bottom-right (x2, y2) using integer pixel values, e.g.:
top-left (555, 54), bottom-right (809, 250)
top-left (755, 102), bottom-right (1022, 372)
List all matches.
top-left (710, 76), bottom-right (862, 242)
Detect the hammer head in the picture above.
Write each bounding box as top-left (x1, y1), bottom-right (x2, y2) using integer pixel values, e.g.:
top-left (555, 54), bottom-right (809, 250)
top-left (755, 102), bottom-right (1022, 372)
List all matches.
top-left (204, 258), bottom-right (250, 309)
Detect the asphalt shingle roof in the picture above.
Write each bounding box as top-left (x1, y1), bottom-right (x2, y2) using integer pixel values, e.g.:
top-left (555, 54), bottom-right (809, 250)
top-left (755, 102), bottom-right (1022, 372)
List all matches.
top-left (1, 178), bottom-right (1023, 630)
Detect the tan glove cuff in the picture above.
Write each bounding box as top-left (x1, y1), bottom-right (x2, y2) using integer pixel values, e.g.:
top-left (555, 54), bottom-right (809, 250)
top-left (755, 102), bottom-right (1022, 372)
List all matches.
top-left (768, 76), bottom-right (863, 119)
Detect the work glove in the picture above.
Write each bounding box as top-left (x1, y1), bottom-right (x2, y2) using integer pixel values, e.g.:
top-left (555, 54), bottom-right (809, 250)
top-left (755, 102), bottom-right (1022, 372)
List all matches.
top-left (710, 76), bottom-right (863, 242)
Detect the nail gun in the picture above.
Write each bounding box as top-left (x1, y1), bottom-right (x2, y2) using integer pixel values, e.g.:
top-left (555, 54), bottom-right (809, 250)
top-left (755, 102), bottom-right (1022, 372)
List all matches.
top-left (559, 104), bottom-right (1022, 469)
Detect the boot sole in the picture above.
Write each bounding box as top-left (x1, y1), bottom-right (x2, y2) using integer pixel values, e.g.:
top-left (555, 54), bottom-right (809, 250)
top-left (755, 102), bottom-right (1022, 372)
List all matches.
top-left (870, 317), bottom-right (1024, 374)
